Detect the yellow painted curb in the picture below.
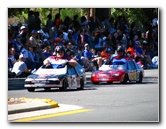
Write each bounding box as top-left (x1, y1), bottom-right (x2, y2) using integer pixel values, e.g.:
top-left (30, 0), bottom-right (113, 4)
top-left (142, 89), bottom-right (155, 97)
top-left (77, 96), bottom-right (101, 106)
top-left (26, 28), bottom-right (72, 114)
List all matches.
top-left (8, 96), bottom-right (59, 108)
top-left (43, 98), bottom-right (59, 108)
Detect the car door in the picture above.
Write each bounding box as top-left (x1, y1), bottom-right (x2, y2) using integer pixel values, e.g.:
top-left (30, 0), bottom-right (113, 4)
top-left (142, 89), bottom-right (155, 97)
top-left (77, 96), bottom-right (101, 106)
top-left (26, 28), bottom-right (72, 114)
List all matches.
top-left (133, 61), bottom-right (143, 81)
top-left (127, 61), bottom-right (137, 81)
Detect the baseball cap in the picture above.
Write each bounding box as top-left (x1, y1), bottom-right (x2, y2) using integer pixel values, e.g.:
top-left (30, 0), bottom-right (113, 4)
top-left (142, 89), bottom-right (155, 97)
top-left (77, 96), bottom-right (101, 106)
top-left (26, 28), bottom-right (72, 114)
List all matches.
top-left (68, 29), bottom-right (73, 33)
top-left (135, 41), bottom-right (140, 45)
top-left (84, 43), bottom-right (89, 47)
top-left (20, 26), bottom-right (26, 30)
top-left (31, 30), bottom-right (38, 34)
top-left (19, 54), bottom-right (25, 59)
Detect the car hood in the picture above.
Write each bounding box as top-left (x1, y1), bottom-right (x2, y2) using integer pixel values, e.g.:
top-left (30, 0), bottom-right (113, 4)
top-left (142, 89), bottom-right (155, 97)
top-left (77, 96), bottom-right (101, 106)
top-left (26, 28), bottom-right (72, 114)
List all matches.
top-left (26, 66), bottom-right (67, 79)
top-left (92, 69), bottom-right (125, 75)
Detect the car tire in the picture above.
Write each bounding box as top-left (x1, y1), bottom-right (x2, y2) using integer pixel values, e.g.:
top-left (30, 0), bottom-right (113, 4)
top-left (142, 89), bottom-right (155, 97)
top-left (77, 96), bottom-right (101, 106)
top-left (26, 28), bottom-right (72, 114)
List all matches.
top-left (121, 74), bottom-right (128, 84)
top-left (60, 78), bottom-right (68, 91)
top-left (44, 87), bottom-right (51, 91)
top-left (136, 73), bottom-right (143, 83)
top-left (27, 87), bottom-right (35, 92)
top-left (78, 77), bottom-right (84, 90)
top-left (93, 82), bottom-right (99, 85)
top-left (107, 81), bottom-right (113, 84)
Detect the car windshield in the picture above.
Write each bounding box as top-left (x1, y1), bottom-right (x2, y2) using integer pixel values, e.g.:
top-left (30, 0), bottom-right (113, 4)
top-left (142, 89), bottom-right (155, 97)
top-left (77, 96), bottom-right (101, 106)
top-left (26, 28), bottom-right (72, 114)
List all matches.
top-left (110, 61), bottom-right (127, 70)
top-left (52, 64), bottom-right (66, 69)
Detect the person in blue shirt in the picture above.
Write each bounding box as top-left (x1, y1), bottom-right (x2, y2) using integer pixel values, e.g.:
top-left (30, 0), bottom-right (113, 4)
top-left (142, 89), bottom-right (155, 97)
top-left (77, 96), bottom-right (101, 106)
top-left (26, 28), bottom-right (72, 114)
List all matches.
top-left (133, 41), bottom-right (153, 68)
top-left (83, 43), bottom-right (102, 71)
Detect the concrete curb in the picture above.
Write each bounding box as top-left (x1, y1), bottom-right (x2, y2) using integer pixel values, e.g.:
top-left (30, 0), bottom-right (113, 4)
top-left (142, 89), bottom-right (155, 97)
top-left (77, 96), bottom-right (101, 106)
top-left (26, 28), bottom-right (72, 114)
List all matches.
top-left (8, 97), bottom-right (59, 114)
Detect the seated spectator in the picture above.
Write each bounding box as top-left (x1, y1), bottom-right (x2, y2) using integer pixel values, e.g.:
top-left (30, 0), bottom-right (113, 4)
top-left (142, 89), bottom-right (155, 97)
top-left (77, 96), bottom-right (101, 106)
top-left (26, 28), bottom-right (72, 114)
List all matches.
top-left (12, 54), bottom-right (31, 78)
top-left (8, 47), bottom-right (17, 70)
top-left (29, 30), bottom-right (38, 47)
top-left (126, 43), bottom-right (135, 59)
top-left (134, 41), bottom-right (153, 68)
top-left (152, 55), bottom-right (158, 68)
top-left (41, 44), bottom-right (52, 59)
top-left (100, 47), bottom-right (111, 62)
top-left (83, 44), bottom-right (102, 71)
top-left (33, 47), bottom-right (43, 69)
top-left (28, 46), bottom-right (37, 70)
top-left (90, 48), bottom-right (103, 69)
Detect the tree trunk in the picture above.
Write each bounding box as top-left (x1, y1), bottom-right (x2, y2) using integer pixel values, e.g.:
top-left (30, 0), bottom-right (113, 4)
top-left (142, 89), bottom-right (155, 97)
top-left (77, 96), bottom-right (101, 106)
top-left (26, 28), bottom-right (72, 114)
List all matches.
top-left (95, 8), bottom-right (110, 23)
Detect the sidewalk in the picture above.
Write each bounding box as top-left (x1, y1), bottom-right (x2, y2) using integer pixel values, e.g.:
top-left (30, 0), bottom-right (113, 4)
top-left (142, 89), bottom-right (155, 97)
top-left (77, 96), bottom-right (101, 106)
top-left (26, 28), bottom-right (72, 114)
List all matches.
top-left (8, 97), bottom-right (85, 121)
top-left (8, 97), bottom-right (59, 115)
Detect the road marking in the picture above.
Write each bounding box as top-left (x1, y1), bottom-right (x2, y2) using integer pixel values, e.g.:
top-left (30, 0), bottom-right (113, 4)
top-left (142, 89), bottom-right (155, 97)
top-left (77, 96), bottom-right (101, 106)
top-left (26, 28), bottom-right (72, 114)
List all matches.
top-left (14, 109), bottom-right (91, 122)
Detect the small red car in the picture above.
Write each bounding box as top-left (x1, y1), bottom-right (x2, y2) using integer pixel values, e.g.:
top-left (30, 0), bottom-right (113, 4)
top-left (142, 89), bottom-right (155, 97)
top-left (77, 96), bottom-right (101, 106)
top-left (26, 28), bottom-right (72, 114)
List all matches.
top-left (91, 59), bottom-right (144, 84)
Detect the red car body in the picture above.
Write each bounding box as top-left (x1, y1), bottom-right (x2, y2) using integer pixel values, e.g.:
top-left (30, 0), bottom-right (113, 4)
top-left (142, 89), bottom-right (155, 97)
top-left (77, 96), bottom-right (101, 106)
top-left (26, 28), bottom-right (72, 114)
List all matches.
top-left (91, 59), bottom-right (144, 84)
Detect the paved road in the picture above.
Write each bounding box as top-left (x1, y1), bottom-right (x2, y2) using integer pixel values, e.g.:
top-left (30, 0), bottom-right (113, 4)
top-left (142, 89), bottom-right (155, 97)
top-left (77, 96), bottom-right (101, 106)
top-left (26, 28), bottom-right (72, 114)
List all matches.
top-left (8, 69), bottom-right (159, 122)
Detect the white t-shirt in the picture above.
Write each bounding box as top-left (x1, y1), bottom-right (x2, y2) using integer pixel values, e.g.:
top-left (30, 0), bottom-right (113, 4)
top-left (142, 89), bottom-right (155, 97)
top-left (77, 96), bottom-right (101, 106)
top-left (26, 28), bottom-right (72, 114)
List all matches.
top-left (29, 36), bottom-right (38, 46)
top-left (12, 61), bottom-right (27, 76)
top-left (152, 56), bottom-right (158, 67)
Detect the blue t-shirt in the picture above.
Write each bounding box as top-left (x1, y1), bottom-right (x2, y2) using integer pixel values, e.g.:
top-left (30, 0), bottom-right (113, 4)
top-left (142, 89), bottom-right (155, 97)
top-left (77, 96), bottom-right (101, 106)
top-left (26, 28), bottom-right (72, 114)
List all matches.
top-left (83, 49), bottom-right (92, 59)
top-left (134, 46), bottom-right (143, 55)
top-left (42, 52), bottom-right (51, 58)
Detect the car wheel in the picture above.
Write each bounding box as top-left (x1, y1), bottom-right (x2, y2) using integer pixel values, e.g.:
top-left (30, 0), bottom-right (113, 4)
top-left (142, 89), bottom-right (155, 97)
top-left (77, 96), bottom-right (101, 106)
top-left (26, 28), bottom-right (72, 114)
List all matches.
top-left (27, 87), bottom-right (35, 92)
top-left (107, 81), bottom-right (113, 84)
top-left (136, 73), bottom-right (143, 83)
top-left (93, 82), bottom-right (99, 85)
top-left (121, 74), bottom-right (128, 84)
top-left (44, 87), bottom-right (51, 91)
top-left (78, 78), bottom-right (84, 90)
top-left (60, 78), bottom-right (68, 91)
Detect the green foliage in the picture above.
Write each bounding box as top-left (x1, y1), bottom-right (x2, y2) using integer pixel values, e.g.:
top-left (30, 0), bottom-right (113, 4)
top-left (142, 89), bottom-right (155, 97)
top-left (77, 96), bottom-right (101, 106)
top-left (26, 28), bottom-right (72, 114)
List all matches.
top-left (60, 8), bottom-right (82, 21)
top-left (111, 8), bottom-right (158, 30)
top-left (8, 8), bottom-right (158, 31)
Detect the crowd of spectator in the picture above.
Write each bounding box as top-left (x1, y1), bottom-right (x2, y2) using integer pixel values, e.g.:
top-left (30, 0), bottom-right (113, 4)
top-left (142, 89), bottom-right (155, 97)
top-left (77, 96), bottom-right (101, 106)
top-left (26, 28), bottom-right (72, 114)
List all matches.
top-left (8, 10), bottom-right (159, 78)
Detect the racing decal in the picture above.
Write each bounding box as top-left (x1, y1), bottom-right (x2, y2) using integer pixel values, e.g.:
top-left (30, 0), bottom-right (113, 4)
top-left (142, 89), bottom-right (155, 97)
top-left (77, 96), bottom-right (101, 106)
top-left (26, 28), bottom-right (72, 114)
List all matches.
top-left (48, 56), bottom-right (68, 64)
top-left (72, 75), bottom-right (77, 86)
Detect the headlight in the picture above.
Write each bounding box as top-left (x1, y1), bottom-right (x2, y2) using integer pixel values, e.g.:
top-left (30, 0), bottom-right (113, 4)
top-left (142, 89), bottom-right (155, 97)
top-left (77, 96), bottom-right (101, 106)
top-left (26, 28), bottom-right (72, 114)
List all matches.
top-left (111, 73), bottom-right (119, 76)
top-left (91, 74), bottom-right (95, 77)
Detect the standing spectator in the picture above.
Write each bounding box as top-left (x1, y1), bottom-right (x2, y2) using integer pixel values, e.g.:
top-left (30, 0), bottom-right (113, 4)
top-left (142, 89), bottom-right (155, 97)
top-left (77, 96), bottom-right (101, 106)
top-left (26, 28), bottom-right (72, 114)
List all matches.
top-left (88, 16), bottom-right (97, 33)
top-left (72, 28), bottom-right (81, 50)
top-left (34, 11), bottom-right (41, 30)
top-left (100, 47), bottom-right (111, 62)
top-left (46, 14), bottom-right (53, 31)
top-left (72, 15), bottom-right (80, 29)
top-left (18, 25), bottom-right (28, 46)
top-left (27, 10), bottom-right (35, 34)
top-left (53, 13), bottom-right (63, 29)
top-left (63, 16), bottom-right (71, 29)
top-left (129, 21), bottom-right (137, 43)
